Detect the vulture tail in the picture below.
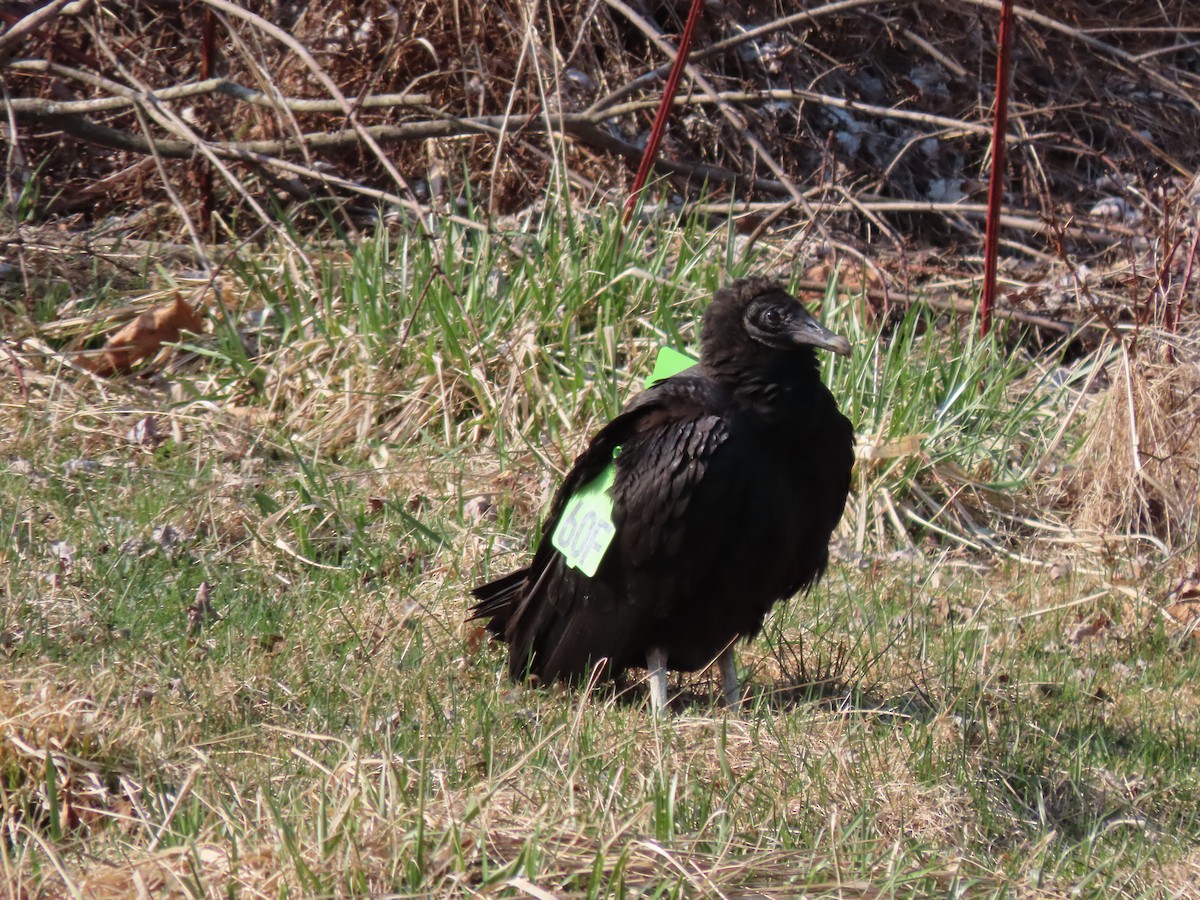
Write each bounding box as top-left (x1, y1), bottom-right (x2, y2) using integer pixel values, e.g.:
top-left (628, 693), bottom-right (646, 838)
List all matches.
top-left (468, 567), bottom-right (530, 637)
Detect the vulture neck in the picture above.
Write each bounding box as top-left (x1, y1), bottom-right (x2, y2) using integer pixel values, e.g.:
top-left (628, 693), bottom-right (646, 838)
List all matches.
top-left (702, 348), bottom-right (826, 421)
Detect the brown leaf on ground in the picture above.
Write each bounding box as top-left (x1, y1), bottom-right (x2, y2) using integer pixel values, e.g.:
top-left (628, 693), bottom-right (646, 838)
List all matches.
top-left (1067, 612), bottom-right (1113, 645)
top-left (462, 494), bottom-right (497, 523)
top-left (1165, 600), bottom-right (1200, 627)
top-left (77, 294), bottom-right (205, 376)
top-left (1161, 567), bottom-right (1200, 640)
top-left (462, 621), bottom-right (487, 657)
top-left (1166, 568), bottom-right (1200, 604)
top-left (187, 581), bottom-right (219, 634)
top-left (804, 259), bottom-right (886, 296)
top-left (126, 416), bottom-right (161, 447)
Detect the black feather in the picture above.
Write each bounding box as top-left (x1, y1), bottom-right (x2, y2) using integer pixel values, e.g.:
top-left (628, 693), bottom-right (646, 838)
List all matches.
top-left (469, 277), bottom-right (854, 689)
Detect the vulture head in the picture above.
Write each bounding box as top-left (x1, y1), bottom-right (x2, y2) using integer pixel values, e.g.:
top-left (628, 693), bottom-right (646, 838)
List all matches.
top-left (699, 278), bottom-right (850, 384)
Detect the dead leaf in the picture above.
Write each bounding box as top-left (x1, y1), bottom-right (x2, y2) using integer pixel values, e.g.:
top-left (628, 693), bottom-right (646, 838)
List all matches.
top-left (63, 458), bottom-right (100, 477)
top-left (857, 434), bottom-right (926, 461)
top-left (127, 416), bottom-right (161, 447)
top-left (153, 524), bottom-right (182, 553)
top-left (259, 633), bottom-right (285, 653)
top-left (931, 595), bottom-right (973, 624)
top-left (463, 494), bottom-right (497, 523)
top-left (225, 405), bottom-right (275, 425)
top-left (1165, 567), bottom-right (1200, 604)
top-left (932, 595), bottom-right (951, 623)
top-left (461, 620), bottom-right (487, 657)
top-left (1067, 612), bottom-right (1113, 644)
top-left (1164, 596), bottom-right (1200, 644)
top-left (186, 581), bottom-right (219, 634)
top-left (48, 540), bottom-right (74, 573)
top-left (805, 259), bottom-right (886, 295)
top-left (78, 294), bottom-right (204, 376)
top-left (134, 685), bottom-right (157, 707)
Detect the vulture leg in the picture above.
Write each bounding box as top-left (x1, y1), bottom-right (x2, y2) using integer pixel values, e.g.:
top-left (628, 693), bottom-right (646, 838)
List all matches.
top-left (718, 645), bottom-right (741, 707)
top-left (646, 647), bottom-right (669, 713)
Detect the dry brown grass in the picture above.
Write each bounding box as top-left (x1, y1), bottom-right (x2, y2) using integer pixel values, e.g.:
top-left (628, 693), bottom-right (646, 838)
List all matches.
top-left (0, 674), bottom-right (165, 856)
top-left (22, 696), bottom-right (1001, 898)
top-left (1070, 339), bottom-right (1200, 544)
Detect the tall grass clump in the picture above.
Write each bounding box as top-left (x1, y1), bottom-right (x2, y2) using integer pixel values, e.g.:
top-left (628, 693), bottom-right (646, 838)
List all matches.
top-left (816, 285), bottom-right (1097, 556)
top-left (189, 197), bottom-right (1094, 562)
top-left (203, 198), bottom-right (750, 462)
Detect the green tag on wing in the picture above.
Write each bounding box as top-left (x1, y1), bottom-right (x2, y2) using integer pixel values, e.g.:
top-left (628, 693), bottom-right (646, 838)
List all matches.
top-left (551, 346), bottom-right (697, 578)
top-left (551, 454), bottom-right (618, 577)
top-left (646, 345), bottom-right (698, 387)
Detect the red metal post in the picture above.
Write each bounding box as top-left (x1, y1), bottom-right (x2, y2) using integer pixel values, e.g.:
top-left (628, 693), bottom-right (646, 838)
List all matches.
top-left (622, 0), bottom-right (706, 226)
top-left (980, 0), bottom-right (1016, 338)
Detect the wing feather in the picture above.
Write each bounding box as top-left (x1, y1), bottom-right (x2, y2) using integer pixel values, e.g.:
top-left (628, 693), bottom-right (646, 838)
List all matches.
top-left (471, 374), bottom-right (738, 679)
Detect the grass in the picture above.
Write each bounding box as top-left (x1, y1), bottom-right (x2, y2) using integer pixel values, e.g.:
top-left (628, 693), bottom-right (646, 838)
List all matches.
top-left (2, 200), bottom-right (1199, 897)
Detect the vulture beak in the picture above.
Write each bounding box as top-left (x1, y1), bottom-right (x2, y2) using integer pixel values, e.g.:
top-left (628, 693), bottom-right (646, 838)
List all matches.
top-left (792, 312), bottom-right (852, 357)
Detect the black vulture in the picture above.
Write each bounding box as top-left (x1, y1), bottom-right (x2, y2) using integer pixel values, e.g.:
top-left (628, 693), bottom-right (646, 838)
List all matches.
top-left (470, 277), bottom-right (854, 711)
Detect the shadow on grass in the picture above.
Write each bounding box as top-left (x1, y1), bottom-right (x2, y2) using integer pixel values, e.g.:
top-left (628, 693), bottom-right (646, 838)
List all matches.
top-left (585, 665), bottom-right (928, 720)
top-left (969, 717), bottom-right (1200, 846)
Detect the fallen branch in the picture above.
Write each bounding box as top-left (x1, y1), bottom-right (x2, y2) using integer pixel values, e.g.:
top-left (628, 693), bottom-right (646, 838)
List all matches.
top-left (25, 103), bottom-right (792, 196)
top-left (16, 57), bottom-right (1005, 144)
top-left (593, 0), bottom-right (1200, 118)
top-left (6, 66), bottom-right (430, 115)
top-left (644, 198), bottom-right (1140, 242)
top-left (23, 100), bottom-right (1154, 244)
top-left (195, 0), bottom-right (429, 234)
top-left (603, 0), bottom-right (809, 210)
top-left (12, 57), bottom-right (1066, 212)
top-left (961, 0), bottom-right (1200, 113)
top-left (603, 90), bottom-right (1003, 140)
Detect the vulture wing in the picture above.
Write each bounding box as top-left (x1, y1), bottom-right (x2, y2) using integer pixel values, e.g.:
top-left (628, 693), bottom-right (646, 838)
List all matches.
top-left (471, 373), bottom-right (748, 681)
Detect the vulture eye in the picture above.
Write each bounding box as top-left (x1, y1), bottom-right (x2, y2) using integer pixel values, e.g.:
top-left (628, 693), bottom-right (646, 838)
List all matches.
top-left (745, 297), bottom-right (791, 343)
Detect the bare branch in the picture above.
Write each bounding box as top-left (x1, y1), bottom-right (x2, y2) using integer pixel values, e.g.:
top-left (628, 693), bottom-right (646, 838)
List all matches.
top-left (195, 0), bottom-right (429, 231)
top-left (6, 64), bottom-right (430, 116)
top-left (0, 0), bottom-right (92, 64)
top-left (961, 0), bottom-right (1200, 112)
top-left (31, 106), bottom-right (790, 197)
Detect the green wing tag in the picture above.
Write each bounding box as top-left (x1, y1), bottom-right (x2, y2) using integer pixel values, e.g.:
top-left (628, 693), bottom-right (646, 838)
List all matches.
top-left (646, 345), bottom-right (698, 387)
top-left (551, 455), bottom-right (618, 577)
top-left (551, 346), bottom-right (698, 578)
